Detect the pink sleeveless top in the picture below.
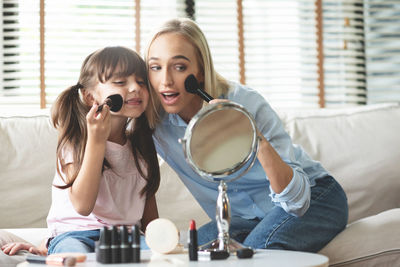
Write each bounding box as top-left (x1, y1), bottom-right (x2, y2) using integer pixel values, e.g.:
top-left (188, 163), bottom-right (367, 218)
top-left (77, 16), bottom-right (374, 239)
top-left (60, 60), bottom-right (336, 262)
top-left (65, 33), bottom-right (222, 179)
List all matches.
top-left (47, 141), bottom-right (147, 237)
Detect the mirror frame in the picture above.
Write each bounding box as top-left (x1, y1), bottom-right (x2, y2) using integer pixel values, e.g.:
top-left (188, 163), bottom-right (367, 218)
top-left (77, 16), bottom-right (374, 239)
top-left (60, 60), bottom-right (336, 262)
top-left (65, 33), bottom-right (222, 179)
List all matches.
top-left (180, 101), bottom-right (259, 182)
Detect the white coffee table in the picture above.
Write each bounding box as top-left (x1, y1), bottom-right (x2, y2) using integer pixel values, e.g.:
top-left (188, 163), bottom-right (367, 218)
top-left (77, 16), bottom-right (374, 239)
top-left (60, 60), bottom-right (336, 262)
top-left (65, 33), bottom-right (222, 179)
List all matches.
top-left (18, 249), bottom-right (328, 267)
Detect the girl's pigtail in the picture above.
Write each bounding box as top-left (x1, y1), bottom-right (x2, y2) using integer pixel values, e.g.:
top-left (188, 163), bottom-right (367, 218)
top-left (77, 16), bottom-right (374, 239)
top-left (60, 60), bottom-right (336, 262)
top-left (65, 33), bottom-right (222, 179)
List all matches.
top-left (51, 83), bottom-right (89, 189)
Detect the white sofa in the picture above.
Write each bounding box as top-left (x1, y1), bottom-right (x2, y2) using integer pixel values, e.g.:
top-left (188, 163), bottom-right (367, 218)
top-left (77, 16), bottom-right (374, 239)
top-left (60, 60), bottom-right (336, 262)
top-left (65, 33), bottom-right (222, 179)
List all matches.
top-left (1, 103), bottom-right (400, 266)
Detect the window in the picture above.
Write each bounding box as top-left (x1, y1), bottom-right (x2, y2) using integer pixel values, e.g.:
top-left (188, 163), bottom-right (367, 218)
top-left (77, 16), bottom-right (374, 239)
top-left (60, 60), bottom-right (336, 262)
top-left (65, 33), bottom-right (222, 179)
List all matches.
top-left (364, 0), bottom-right (400, 104)
top-left (1, 0), bottom-right (400, 109)
top-left (1, 0), bottom-right (185, 107)
top-left (1, 0), bottom-right (40, 107)
top-left (243, 0), bottom-right (320, 109)
top-left (322, 0), bottom-right (367, 107)
top-left (196, 0), bottom-right (239, 82)
top-left (44, 1), bottom-right (138, 104)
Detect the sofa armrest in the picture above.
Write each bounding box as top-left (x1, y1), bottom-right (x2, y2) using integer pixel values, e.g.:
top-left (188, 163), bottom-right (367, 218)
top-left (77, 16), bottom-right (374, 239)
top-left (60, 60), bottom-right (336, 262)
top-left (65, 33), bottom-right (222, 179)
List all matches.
top-left (319, 208), bottom-right (400, 266)
top-left (0, 111), bottom-right (57, 229)
top-left (0, 228), bottom-right (48, 266)
top-left (1, 228), bottom-right (50, 247)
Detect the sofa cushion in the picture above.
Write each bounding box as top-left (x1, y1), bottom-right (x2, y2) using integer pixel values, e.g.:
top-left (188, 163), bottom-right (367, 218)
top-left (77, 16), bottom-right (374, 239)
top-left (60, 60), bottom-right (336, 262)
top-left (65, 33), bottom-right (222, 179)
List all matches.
top-left (2, 228), bottom-right (49, 248)
top-left (319, 208), bottom-right (400, 267)
top-left (156, 159), bottom-right (209, 230)
top-left (281, 103), bottom-right (400, 223)
top-left (0, 110), bottom-right (57, 228)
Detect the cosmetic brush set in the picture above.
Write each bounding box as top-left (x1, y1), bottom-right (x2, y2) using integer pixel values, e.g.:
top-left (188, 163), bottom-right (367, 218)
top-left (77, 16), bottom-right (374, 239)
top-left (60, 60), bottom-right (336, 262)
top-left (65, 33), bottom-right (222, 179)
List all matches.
top-left (96, 225), bottom-right (140, 264)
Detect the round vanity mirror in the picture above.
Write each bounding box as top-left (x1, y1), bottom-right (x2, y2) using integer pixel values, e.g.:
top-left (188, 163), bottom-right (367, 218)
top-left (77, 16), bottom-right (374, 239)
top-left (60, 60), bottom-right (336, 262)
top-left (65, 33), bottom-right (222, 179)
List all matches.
top-left (181, 101), bottom-right (259, 182)
top-left (180, 101), bottom-right (259, 253)
top-left (180, 102), bottom-right (258, 252)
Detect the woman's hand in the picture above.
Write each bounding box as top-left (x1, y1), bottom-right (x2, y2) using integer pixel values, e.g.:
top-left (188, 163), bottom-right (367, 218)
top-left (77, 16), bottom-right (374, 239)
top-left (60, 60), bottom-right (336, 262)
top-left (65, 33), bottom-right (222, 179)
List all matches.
top-left (86, 104), bottom-right (111, 144)
top-left (1, 242), bottom-right (47, 256)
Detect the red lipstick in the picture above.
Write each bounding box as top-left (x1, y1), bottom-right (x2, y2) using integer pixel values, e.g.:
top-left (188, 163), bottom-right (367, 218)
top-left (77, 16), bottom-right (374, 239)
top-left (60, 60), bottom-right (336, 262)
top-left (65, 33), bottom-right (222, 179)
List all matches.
top-left (188, 219), bottom-right (198, 261)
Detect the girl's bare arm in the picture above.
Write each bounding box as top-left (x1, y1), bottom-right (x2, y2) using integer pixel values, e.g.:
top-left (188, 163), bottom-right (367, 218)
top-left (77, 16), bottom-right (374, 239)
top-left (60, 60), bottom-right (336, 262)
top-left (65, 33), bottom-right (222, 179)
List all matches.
top-left (68, 104), bottom-right (111, 216)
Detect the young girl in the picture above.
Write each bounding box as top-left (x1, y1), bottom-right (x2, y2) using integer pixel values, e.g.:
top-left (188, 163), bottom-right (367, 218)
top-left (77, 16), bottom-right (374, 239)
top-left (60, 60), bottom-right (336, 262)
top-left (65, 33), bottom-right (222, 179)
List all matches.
top-left (2, 46), bottom-right (160, 255)
top-left (145, 18), bottom-right (348, 252)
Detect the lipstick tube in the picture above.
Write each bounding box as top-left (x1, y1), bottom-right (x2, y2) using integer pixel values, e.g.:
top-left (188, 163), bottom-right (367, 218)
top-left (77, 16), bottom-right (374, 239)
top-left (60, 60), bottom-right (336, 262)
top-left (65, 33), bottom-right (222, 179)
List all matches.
top-left (96, 226), bottom-right (111, 264)
top-left (236, 247), bottom-right (254, 259)
top-left (198, 250), bottom-right (230, 261)
top-left (111, 225), bottom-right (121, 263)
top-left (131, 224), bottom-right (140, 263)
top-left (188, 219), bottom-right (198, 261)
top-left (120, 225), bottom-right (131, 263)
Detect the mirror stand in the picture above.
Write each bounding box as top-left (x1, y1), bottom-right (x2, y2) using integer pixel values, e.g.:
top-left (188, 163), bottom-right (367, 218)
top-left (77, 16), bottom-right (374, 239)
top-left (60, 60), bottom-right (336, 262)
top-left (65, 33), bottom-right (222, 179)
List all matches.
top-left (199, 180), bottom-right (248, 253)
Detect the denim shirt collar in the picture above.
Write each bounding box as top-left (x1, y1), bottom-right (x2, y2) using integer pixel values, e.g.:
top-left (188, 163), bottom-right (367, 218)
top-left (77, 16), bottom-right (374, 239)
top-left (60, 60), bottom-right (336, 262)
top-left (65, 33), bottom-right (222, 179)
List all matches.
top-left (164, 113), bottom-right (188, 127)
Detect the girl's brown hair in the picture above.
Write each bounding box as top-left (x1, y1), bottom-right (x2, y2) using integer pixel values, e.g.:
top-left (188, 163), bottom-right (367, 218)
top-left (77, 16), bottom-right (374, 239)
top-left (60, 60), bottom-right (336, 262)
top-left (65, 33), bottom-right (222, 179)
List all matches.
top-left (51, 46), bottom-right (160, 198)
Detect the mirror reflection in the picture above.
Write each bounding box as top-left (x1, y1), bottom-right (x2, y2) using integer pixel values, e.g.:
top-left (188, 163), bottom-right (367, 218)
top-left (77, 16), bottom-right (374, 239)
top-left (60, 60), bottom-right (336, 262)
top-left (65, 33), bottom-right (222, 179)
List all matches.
top-left (190, 109), bottom-right (253, 172)
top-left (190, 107), bottom-right (254, 174)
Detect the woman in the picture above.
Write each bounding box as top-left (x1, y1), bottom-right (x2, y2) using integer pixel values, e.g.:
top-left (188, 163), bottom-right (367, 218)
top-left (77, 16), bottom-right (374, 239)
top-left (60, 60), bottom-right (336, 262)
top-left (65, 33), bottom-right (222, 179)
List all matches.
top-left (145, 18), bottom-right (348, 252)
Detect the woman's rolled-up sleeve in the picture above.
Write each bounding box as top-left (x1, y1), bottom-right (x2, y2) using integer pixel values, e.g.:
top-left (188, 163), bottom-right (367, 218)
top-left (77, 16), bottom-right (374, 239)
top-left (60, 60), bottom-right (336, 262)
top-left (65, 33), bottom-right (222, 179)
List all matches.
top-left (269, 167), bottom-right (311, 217)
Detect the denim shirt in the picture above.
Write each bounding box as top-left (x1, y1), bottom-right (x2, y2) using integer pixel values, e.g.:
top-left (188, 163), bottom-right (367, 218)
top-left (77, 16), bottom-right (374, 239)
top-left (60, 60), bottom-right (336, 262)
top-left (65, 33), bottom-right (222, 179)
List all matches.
top-left (153, 82), bottom-right (330, 219)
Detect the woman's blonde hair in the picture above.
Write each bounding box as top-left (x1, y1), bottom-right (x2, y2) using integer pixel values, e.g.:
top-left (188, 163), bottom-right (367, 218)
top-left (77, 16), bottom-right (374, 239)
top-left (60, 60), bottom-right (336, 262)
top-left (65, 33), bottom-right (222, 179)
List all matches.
top-left (51, 46), bottom-right (160, 197)
top-left (144, 18), bottom-right (230, 114)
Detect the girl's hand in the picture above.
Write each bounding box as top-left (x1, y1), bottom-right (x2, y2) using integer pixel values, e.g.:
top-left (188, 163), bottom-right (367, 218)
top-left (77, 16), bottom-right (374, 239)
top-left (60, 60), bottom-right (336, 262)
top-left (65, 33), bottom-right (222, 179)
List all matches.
top-left (86, 104), bottom-right (111, 144)
top-left (1, 242), bottom-right (47, 256)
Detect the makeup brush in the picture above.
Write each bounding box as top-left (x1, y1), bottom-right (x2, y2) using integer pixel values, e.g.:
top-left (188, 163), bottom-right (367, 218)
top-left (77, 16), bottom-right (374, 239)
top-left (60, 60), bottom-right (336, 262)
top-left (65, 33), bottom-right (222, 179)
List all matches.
top-left (96, 94), bottom-right (123, 112)
top-left (184, 74), bottom-right (213, 102)
top-left (26, 255), bottom-right (76, 266)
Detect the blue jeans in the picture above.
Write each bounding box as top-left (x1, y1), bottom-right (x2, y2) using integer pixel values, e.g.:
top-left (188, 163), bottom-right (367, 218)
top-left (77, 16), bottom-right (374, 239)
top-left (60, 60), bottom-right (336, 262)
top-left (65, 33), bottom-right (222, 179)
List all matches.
top-left (47, 229), bottom-right (149, 255)
top-left (198, 176), bottom-right (348, 252)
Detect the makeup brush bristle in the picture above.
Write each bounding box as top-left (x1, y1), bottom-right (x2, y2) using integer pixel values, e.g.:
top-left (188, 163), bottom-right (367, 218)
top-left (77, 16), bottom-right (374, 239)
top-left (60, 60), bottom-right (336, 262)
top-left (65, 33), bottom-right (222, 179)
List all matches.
top-left (63, 257), bottom-right (77, 267)
top-left (184, 74), bottom-right (199, 94)
top-left (107, 94), bottom-right (123, 112)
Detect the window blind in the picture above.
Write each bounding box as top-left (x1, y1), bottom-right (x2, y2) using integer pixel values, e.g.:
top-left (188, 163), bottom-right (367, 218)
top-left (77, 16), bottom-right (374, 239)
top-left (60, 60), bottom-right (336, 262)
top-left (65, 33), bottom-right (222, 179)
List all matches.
top-left (1, 0), bottom-right (40, 107)
top-left (2, 0), bottom-right (399, 109)
top-left (243, 0), bottom-right (319, 109)
top-left (196, 0), bottom-right (240, 83)
top-left (1, 0), bottom-right (185, 108)
top-left (44, 0), bottom-right (138, 104)
top-left (322, 0), bottom-right (367, 107)
top-left (139, 0), bottom-right (185, 55)
top-left (364, 0), bottom-right (400, 104)
top-left (0, 3), bottom-right (3, 91)
top-left (195, 0), bottom-right (321, 109)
